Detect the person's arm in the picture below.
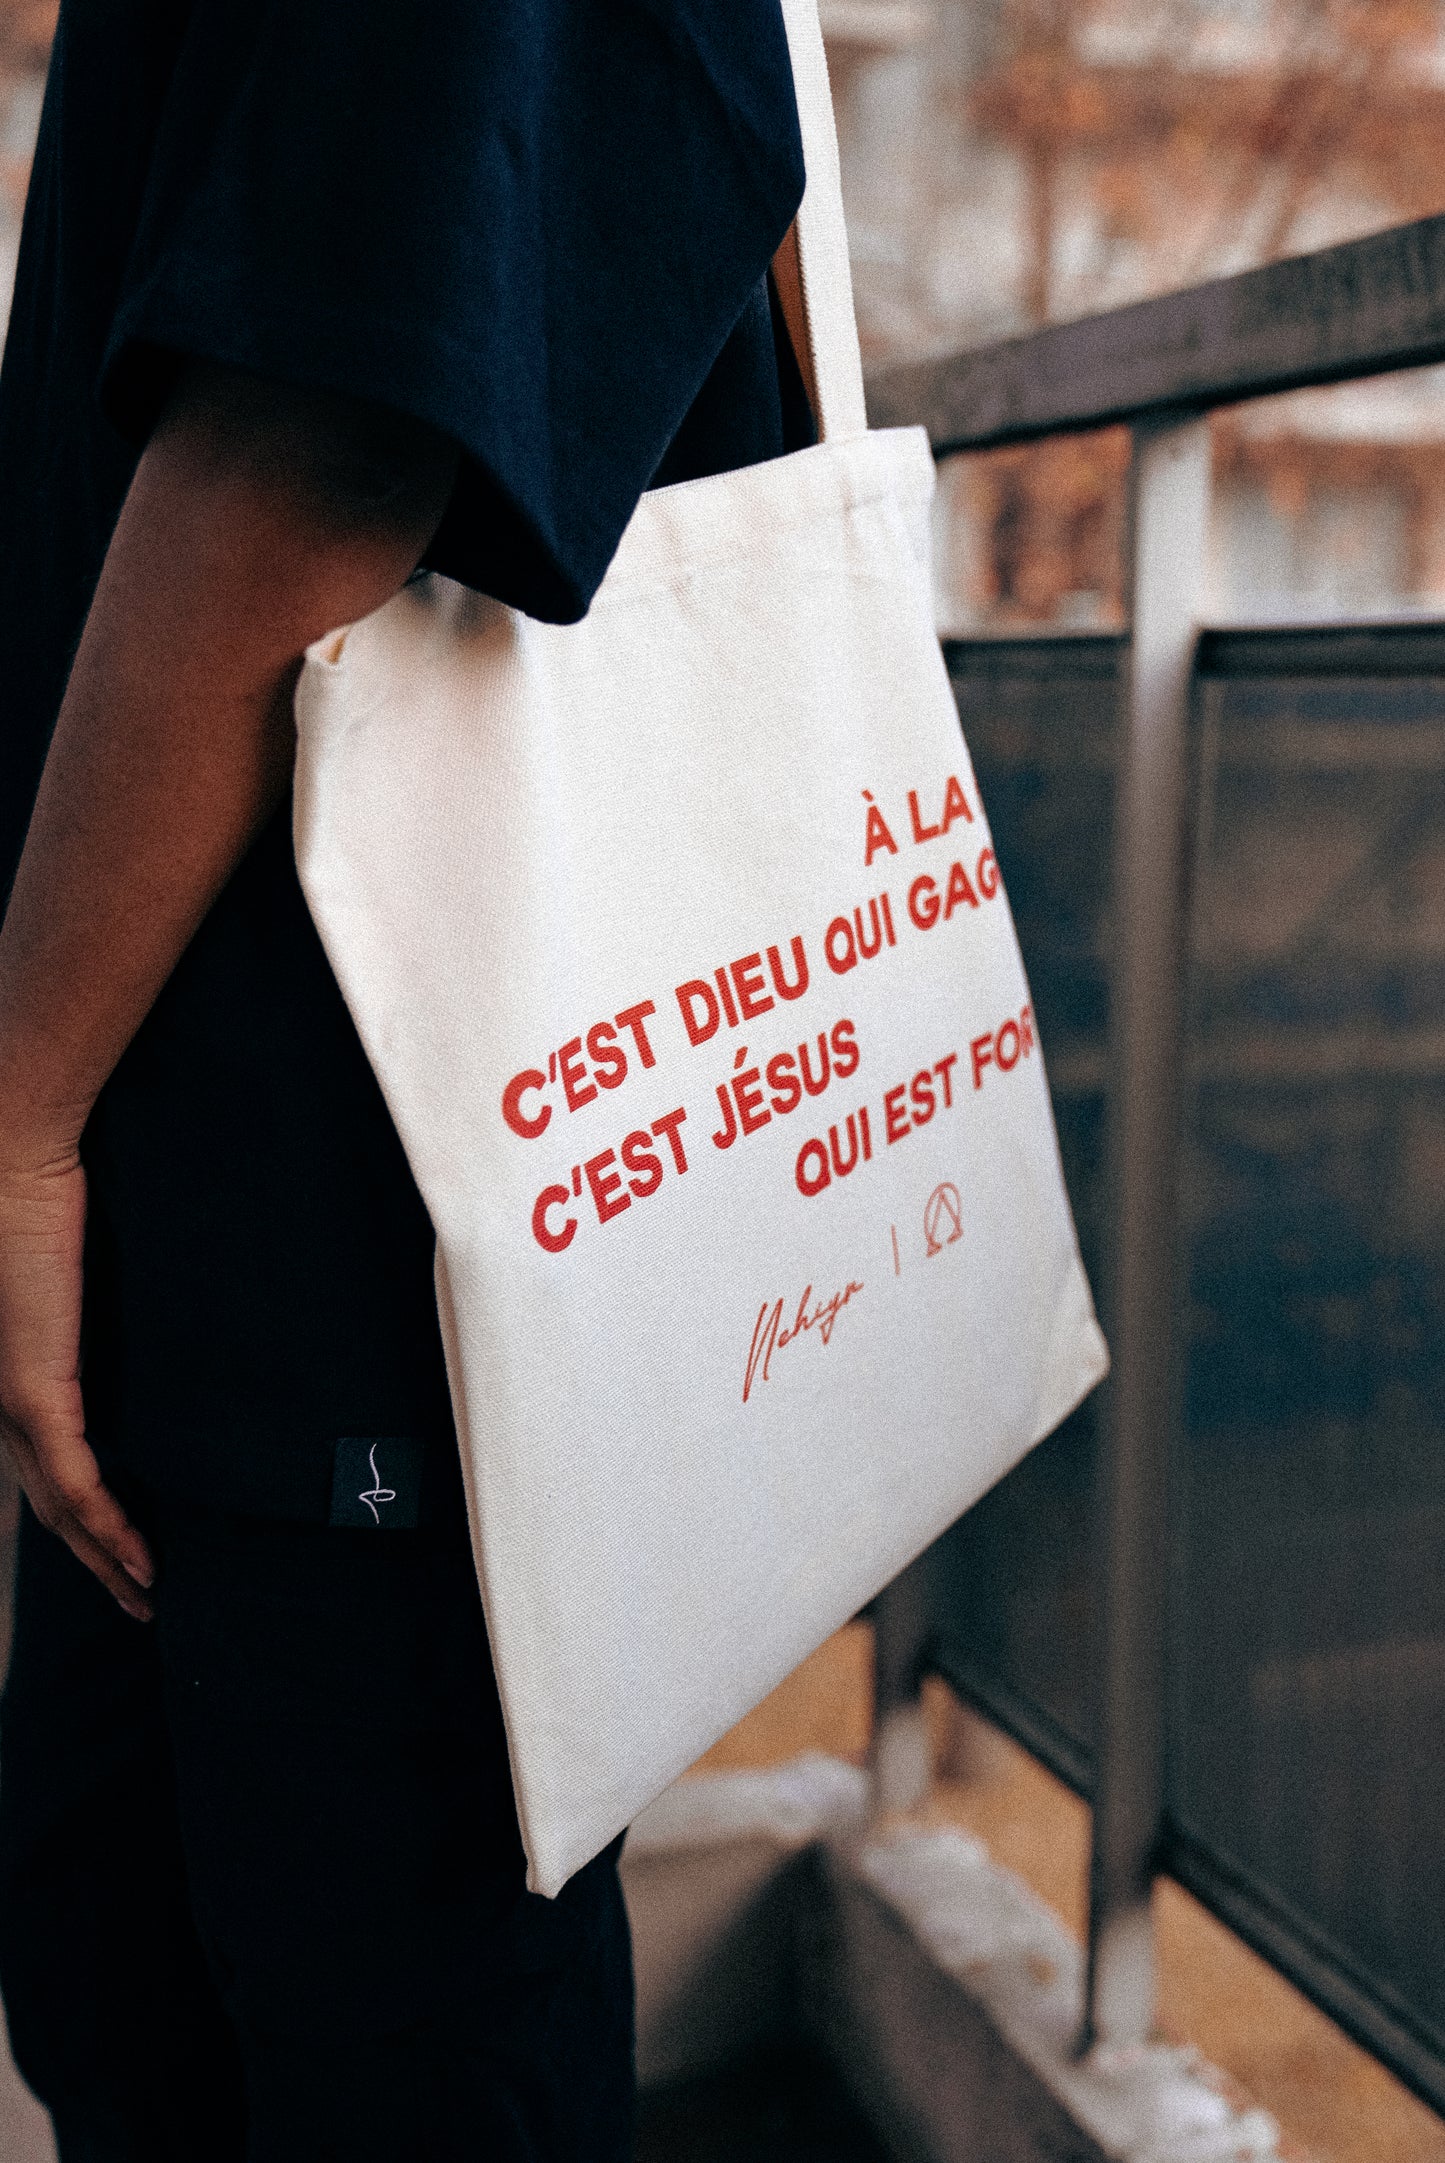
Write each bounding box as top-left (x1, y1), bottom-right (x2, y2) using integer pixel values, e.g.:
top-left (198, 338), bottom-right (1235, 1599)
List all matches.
top-left (771, 225), bottom-right (817, 425)
top-left (0, 362), bottom-right (459, 1617)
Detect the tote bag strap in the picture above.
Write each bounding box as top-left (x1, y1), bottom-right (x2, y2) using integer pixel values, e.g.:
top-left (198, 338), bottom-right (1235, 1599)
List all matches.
top-left (779, 0), bottom-right (869, 444)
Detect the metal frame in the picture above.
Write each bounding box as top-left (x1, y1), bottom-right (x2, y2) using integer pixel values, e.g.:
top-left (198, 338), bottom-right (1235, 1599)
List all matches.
top-left (1168, 1827), bottom-right (1445, 2112)
top-left (927, 1637), bottom-right (1093, 1801)
top-left (1085, 417), bottom-right (1209, 2048)
top-left (869, 209), bottom-right (1445, 2102)
top-left (867, 211), bottom-right (1445, 451)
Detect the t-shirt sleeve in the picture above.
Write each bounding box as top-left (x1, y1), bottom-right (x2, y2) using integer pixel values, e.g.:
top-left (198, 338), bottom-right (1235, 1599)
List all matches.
top-left (100, 0), bottom-right (805, 623)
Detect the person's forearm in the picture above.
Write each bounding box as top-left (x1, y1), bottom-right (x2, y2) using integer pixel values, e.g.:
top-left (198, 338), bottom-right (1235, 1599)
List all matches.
top-left (0, 363), bottom-right (458, 1158)
top-left (0, 363), bottom-right (457, 1612)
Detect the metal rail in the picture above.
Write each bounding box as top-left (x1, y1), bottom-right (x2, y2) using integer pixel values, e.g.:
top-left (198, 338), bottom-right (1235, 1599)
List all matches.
top-left (1085, 418), bottom-right (1209, 2048)
top-left (944, 622), bottom-right (1445, 679)
top-left (867, 211), bottom-right (1445, 452)
top-left (868, 208), bottom-right (1445, 2089)
top-left (1166, 1829), bottom-right (1445, 2114)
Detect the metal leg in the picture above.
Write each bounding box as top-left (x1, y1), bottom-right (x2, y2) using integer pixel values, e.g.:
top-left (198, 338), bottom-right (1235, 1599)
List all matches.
top-left (870, 1563), bottom-right (933, 1819)
top-left (1084, 415), bottom-right (1211, 2050)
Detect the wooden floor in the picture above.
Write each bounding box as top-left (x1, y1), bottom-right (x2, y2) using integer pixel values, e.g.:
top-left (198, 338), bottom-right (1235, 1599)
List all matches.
top-left (704, 1626), bottom-right (1445, 2163)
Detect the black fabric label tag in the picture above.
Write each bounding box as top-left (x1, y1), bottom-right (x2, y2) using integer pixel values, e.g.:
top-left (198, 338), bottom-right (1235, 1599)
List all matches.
top-left (329, 1437), bottom-right (424, 1530)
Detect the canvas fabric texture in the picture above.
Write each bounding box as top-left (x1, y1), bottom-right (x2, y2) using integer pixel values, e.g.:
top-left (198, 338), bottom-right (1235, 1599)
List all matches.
top-left (293, 0), bottom-right (1108, 1897)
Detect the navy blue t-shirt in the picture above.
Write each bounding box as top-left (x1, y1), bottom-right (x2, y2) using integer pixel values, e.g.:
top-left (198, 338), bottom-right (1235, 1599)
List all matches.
top-left (0, 0), bottom-right (811, 1513)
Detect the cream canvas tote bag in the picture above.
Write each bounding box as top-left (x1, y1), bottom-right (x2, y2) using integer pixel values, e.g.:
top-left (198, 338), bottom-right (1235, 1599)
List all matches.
top-left (293, 0), bottom-right (1108, 1897)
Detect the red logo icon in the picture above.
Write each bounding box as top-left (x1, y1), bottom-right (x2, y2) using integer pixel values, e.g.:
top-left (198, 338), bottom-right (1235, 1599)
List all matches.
top-left (924, 1183), bottom-right (962, 1257)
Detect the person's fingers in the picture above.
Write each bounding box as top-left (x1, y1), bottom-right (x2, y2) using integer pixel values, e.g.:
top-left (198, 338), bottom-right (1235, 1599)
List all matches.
top-left (41, 1502), bottom-right (154, 1621)
top-left (1, 1385), bottom-right (155, 1616)
top-left (0, 1153), bottom-right (150, 1615)
top-left (8, 1463), bottom-right (154, 1621)
top-left (51, 1457), bottom-right (155, 1592)
top-left (63, 1522), bottom-right (154, 1621)
top-left (51, 1470), bottom-right (155, 1609)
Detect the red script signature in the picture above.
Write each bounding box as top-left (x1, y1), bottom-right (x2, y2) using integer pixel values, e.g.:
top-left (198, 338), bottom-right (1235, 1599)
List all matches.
top-left (743, 1280), bottom-right (864, 1404)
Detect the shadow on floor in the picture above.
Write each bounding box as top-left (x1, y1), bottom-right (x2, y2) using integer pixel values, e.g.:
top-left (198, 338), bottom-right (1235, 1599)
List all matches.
top-left (635, 2047), bottom-right (889, 2163)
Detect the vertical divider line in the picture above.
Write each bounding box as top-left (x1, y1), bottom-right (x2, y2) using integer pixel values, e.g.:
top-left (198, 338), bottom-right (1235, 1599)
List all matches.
top-left (1084, 415), bottom-right (1212, 2050)
top-left (870, 1562), bottom-right (933, 1820)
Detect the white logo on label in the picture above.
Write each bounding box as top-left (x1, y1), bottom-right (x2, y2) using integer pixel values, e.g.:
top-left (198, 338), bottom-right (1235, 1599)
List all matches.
top-left (359, 1443), bottom-right (397, 1526)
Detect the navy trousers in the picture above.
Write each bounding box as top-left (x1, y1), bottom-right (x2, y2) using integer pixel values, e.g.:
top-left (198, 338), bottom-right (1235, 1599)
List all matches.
top-left (0, 1478), bottom-right (635, 2162)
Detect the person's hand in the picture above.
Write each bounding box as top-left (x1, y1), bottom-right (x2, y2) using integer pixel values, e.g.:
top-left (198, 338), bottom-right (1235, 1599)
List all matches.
top-left (0, 366), bottom-right (457, 1625)
top-left (0, 1140), bottom-right (154, 1619)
